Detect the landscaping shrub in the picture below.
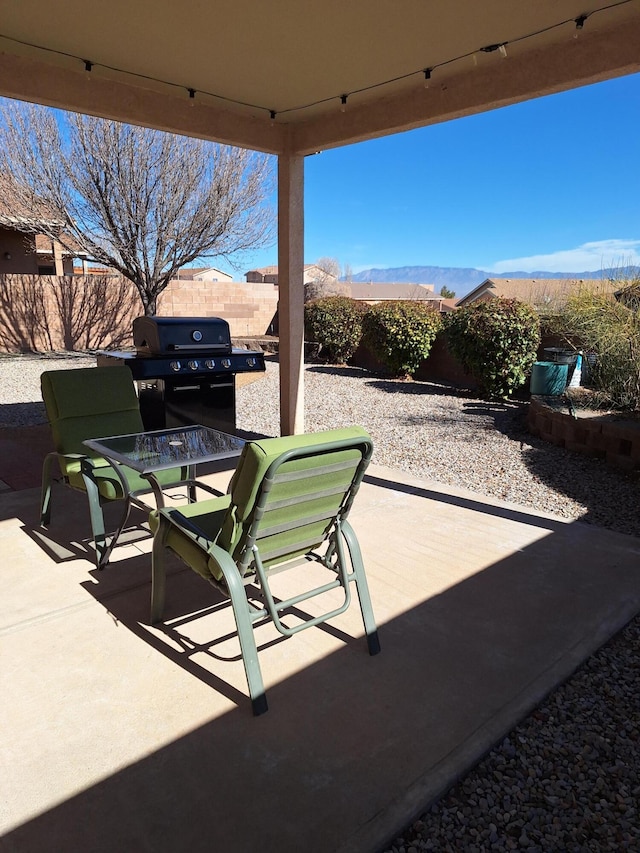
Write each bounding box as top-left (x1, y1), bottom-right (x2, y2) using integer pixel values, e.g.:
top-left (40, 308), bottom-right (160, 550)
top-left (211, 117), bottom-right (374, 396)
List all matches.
top-left (445, 297), bottom-right (540, 399)
top-left (304, 296), bottom-right (367, 364)
top-left (361, 301), bottom-right (441, 378)
top-left (550, 283), bottom-right (640, 410)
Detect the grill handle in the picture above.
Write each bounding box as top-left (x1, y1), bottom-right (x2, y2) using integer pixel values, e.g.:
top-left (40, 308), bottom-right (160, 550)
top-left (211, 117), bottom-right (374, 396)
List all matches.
top-left (167, 343), bottom-right (230, 351)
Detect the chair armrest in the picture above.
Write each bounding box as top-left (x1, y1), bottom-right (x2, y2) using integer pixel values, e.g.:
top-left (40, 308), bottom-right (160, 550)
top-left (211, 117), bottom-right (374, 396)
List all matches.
top-left (167, 509), bottom-right (212, 543)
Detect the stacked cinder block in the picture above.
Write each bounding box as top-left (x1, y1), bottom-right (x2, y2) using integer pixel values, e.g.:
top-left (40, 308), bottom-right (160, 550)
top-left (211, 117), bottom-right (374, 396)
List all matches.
top-left (528, 397), bottom-right (640, 473)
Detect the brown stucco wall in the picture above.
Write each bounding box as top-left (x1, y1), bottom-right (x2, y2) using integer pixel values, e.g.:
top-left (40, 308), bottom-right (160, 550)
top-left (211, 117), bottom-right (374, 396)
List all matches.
top-left (0, 228), bottom-right (74, 276)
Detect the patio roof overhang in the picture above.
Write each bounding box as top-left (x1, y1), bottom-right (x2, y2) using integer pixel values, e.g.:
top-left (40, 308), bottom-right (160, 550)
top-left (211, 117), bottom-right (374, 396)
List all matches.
top-left (1, 0), bottom-right (639, 431)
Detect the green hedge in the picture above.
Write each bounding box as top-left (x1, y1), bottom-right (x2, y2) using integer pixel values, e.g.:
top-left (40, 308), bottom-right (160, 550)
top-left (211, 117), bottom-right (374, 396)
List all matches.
top-left (361, 301), bottom-right (441, 378)
top-left (304, 296), bottom-right (367, 364)
top-left (445, 297), bottom-right (540, 399)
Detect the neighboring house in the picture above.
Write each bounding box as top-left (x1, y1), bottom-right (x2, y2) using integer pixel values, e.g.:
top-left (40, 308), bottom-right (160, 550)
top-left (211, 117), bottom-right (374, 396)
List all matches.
top-left (177, 266), bottom-right (233, 282)
top-left (0, 221), bottom-right (77, 276)
top-left (245, 264), bottom-right (333, 285)
top-left (0, 225), bottom-right (73, 275)
top-left (349, 281), bottom-right (434, 302)
top-left (349, 283), bottom-right (456, 313)
top-left (350, 282), bottom-right (435, 299)
top-left (0, 177), bottom-right (77, 275)
top-left (456, 278), bottom-right (617, 311)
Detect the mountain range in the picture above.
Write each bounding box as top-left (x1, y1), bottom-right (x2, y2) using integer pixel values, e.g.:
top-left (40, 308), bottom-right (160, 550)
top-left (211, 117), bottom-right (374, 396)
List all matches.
top-left (348, 265), bottom-right (639, 298)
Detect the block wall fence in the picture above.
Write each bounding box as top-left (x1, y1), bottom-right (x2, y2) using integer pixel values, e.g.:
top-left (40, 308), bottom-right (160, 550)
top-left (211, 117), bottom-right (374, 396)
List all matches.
top-left (0, 274), bottom-right (279, 352)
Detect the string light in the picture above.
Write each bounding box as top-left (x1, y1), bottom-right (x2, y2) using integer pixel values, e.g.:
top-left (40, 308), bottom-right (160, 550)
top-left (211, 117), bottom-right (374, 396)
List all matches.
top-left (0, 0), bottom-right (629, 121)
top-left (187, 87), bottom-right (196, 106)
top-left (480, 42), bottom-right (507, 54)
top-left (574, 13), bottom-right (589, 38)
top-left (270, 110), bottom-right (277, 126)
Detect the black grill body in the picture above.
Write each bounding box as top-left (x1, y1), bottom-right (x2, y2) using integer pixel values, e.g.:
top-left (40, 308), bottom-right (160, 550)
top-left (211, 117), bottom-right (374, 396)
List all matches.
top-left (133, 315), bottom-right (232, 354)
top-left (98, 316), bottom-right (266, 432)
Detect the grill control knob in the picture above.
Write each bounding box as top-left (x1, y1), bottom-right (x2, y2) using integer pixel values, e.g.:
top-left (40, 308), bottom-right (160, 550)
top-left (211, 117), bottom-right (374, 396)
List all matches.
top-left (221, 358), bottom-right (231, 368)
top-left (204, 359), bottom-right (215, 370)
top-left (246, 357), bottom-right (256, 367)
top-left (191, 330), bottom-right (203, 342)
top-left (187, 360), bottom-right (199, 371)
top-left (170, 360), bottom-right (182, 372)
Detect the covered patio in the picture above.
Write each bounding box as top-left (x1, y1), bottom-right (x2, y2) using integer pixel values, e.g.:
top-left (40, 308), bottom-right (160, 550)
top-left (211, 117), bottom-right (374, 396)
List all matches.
top-left (2, 459), bottom-right (640, 850)
top-left (1, 0), bottom-right (640, 434)
top-left (2, 2), bottom-right (640, 850)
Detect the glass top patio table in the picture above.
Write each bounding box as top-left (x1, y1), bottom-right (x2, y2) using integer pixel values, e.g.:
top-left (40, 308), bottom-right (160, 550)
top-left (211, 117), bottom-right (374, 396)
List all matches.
top-left (83, 425), bottom-right (246, 475)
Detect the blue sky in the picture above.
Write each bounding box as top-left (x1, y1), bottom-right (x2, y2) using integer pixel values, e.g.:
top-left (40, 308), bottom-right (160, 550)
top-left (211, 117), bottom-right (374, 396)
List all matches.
top-left (237, 71), bottom-right (640, 281)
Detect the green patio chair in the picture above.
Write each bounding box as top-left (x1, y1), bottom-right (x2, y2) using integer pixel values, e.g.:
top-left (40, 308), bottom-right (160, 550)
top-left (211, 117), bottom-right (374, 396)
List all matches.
top-left (149, 425), bottom-right (380, 715)
top-left (40, 366), bottom-right (189, 569)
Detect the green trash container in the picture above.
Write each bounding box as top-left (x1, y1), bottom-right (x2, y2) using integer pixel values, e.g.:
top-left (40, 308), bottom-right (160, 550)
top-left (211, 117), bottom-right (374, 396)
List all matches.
top-left (530, 361), bottom-right (568, 395)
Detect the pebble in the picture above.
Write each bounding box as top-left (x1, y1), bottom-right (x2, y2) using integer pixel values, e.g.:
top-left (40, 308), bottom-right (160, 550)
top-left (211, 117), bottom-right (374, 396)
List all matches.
top-left (2, 354), bottom-right (639, 849)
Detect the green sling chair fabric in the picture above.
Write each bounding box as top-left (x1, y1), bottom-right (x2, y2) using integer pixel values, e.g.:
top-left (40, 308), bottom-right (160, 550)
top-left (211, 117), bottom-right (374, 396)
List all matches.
top-left (149, 425), bottom-right (381, 715)
top-left (40, 366), bottom-right (187, 568)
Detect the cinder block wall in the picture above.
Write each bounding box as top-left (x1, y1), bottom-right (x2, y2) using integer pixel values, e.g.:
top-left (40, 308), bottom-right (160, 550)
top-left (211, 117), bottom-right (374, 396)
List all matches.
top-left (0, 274), bottom-right (279, 352)
top-left (158, 280), bottom-right (279, 337)
top-left (0, 274), bottom-right (139, 352)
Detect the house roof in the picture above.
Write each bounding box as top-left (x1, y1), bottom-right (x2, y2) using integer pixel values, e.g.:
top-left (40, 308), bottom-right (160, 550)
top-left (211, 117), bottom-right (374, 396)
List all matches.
top-left (457, 277), bottom-right (619, 309)
top-left (0, 175), bottom-right (65, 230)
top-left (178, 266), bottom-right (231, 277)
top-left (247, 265), bottom-right (323, 276)
top-left (349, 282), bottom-right (437, 300)
top-left (33, 233), bottom-right (79, 256)
top-left (0, 2), bottom-right (637, 156)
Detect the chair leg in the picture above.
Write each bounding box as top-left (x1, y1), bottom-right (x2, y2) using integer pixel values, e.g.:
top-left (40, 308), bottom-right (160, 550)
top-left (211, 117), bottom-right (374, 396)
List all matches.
top-left (341, 521), bottom-right (381, 656)
top-left (40, 453), bottom-right (56, 526)
top-left (82, 470), bottom-right (134, 571)
top-left (150, 517), bottom-right (169, 624)
top-left (211, 548), bottom-right (268, 715)
top-left (83, 475), bottom-right (109, 569)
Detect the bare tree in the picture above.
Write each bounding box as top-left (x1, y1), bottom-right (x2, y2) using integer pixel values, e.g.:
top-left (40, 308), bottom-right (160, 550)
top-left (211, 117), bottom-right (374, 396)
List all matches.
top-left (0, 99), bottom-right (275, 315)
top-left (304, 256), bottom-right (350, 302)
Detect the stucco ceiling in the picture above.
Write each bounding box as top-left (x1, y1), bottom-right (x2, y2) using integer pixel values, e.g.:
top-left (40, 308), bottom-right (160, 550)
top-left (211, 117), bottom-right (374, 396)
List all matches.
top-left (0, 0), bottom-right (639, 153)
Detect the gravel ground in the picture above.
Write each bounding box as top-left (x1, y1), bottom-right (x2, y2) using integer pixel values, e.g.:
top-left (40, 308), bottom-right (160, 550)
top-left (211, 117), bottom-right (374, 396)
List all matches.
top-left (236, 361), bottom-right (640, 538)
top-left (2, 353), bottom-right (639, 851)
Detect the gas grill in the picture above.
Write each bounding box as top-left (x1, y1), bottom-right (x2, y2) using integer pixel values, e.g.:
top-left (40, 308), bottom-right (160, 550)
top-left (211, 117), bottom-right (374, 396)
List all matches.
top-left (97, 316), bottom-right (266, 433)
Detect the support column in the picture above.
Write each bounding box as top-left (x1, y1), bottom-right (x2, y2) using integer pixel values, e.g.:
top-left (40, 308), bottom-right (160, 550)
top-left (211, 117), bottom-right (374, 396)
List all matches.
top-left (52, 240), bottom-right (64, 276)
top-left (277, 152), bottom-right (305, 435)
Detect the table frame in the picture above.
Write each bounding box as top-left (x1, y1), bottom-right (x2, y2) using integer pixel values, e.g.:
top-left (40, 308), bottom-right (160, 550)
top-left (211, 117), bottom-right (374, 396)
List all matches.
top-left (82, 425), bottom-right (245, 568)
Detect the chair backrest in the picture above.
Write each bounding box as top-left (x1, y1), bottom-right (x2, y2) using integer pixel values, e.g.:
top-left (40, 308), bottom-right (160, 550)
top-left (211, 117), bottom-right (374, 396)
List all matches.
top-left (41, 367), bottom-right (144, 471)
top-left (217, 425), bottom-right (373, 573)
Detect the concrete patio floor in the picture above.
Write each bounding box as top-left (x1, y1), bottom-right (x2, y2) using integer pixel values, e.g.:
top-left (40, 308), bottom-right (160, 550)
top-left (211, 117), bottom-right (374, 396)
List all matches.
top-left (2, 461), bottom-right (640, 853)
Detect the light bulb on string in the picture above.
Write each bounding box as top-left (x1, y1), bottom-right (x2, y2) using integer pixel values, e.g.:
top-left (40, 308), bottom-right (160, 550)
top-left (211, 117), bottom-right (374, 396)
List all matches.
top-left (270, 110), bottom-right (276, 126)
top-left (187, 88), bottom-right (196, 106)
top-left (574, 14), bottom-right (587, 38)
top-left (340, 94), bottom-right (348, 113)
top-left (423, 68), bottom-right (432, 89)
top-left (84, 60), bottom-right (93, 81)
